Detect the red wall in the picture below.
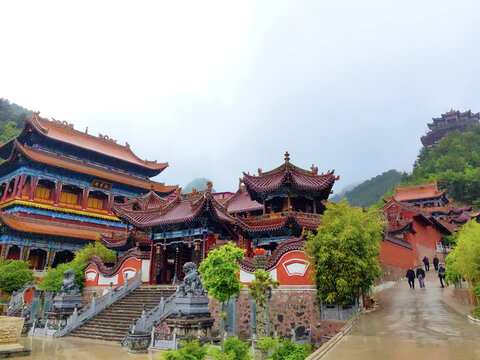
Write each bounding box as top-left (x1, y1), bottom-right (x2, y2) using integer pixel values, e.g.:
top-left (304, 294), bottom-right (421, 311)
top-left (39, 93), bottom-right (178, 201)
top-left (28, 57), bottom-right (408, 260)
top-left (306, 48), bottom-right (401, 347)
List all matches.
top-left (84, 257), bottom-right (142, 287)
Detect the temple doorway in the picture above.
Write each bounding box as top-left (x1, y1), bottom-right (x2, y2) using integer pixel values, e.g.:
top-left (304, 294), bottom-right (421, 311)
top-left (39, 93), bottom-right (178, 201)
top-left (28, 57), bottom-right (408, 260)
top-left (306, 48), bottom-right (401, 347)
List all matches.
top-left (6, 245), bottom-right (20, 260)
top-left (28, 249), bottom-right (47, 270)
top-left (155, 244), bottom-right (196, 284)
top-left (52, 250), bottom-right (74, 268)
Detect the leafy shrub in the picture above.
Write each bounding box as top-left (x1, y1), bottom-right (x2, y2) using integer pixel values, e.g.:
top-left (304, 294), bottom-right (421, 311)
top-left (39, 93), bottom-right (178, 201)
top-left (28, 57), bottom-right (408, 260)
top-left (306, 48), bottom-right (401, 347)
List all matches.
top-left (39, 243), bottom-right (115, 291)
top-left (162, 339), bottom-right (208, 360)
top-left (210, 337), bottom-right (252, 360)
top-left (258, 337), bottom-right (311, 360)
top-left (0, 259), bottom-right (34, 294)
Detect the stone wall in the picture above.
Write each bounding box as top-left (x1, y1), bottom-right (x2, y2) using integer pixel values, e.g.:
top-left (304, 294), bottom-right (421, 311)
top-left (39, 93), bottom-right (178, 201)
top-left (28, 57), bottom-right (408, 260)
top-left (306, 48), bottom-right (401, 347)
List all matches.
top-left (81, 287), bottom-right (106, 306)
top-left (208, 287), bottom-right (345, 345)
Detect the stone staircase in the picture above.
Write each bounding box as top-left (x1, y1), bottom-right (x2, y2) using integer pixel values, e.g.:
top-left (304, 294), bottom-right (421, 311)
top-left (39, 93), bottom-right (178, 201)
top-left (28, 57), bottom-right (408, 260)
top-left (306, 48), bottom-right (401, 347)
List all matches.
top-left (69, 285), bottom-right (175, 343)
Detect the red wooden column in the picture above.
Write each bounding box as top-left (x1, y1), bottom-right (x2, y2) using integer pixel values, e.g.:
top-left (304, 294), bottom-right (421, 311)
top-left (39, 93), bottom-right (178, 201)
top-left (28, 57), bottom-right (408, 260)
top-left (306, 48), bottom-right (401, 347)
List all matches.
top-left (0, 244), bottom-right (7, 260)
top-left (1, 179), bottom-right (10, 203)
top-left (29, 176), bottom-right (38, 201)
top-left (54, 182), bottom-right (62, 206)
top-left (263, 200), bottom-right (266, 214)
top-left (10, 176), bottom-right (20, 201)
top-left (313, 199), bottom-right (317, 214)
top-left (107, 194), bottom-right (114, 214)
top-left (149, 243), bottom-right (157, 285)
top-left (81, 188), bottom-right (89, 210)
top-left (15, 173), bottom-right (25, 199)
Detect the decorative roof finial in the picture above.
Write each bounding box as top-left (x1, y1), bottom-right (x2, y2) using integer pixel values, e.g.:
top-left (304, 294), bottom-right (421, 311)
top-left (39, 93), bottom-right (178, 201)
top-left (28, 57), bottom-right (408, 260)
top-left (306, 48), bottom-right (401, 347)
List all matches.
top-left (258, 168), bottom-right (262, 176)
top-left (207, 181), bottom-right (213, 191)
top-left (149, 182), bottom-right (155, 191)
top-left (310, 164), bottom-right (318, 175)
top-left (238, 178), bottom-right (243, 190)
top-left (284, 151), bottom-right (290, 163)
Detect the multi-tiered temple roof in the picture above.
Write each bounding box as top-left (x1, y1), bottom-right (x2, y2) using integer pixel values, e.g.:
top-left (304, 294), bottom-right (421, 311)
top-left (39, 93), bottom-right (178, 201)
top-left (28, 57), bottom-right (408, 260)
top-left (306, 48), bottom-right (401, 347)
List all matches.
top-left (421, 109), bottom-right (480, 147)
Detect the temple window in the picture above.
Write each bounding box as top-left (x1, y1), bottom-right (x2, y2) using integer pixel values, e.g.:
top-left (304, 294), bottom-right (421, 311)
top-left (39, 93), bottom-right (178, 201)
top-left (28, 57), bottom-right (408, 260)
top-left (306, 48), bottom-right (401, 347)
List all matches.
top-left (60, 184), bottom-right (82, 206)
top-left (87, 190), bottom-right (108, 210)
top-left (0, 182), bottom-right (6, 200)
top-left (114, 195), bottom-right (126, 203)
top-left (35, 179), bottom-right (55, 201)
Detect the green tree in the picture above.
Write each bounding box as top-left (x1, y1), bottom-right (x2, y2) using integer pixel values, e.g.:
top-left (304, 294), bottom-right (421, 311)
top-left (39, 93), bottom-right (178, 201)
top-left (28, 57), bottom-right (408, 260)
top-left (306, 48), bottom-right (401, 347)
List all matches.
top-left (0, 259), bottom-right (34, 295)
top-left (0, 121), bottom-right (21, 143)
top-left (306, 200), bottom-right (384, 305)
top-left (39, 243), bottom-right (116, 291)
top-left (198, 242), bottom-right (245, 346)
top-left (445, 221), bottom-right (480, 306)
top-left (248, 269), bottom-right (279, 337)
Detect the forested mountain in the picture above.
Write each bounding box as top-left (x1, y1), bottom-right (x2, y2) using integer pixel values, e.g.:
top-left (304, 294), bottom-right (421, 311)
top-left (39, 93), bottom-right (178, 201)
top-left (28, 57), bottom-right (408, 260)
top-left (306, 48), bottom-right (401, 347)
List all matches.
top-left (405, 125), bottom-right (480, 206)
top-left (0, 99), bottom-right (31, 143)
top-left (183, 178), bottom-right (215, 193)
top-left (334, 170), bottom-right (404, 207)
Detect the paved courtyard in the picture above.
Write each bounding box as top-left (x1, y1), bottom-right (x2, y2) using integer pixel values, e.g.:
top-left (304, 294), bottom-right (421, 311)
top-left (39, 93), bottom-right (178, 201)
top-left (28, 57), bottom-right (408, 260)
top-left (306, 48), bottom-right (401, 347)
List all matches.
top-left (324, 273), bottom-right (480, 360)
top-left (19, 336), bottom-right (159, 360)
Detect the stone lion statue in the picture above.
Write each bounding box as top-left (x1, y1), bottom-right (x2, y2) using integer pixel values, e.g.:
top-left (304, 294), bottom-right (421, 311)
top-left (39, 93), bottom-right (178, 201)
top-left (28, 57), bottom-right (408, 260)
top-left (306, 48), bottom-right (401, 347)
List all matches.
top-left (176, 262), bottom-right (205, 297)
top-left (59, 269), bottom-right (80, 295)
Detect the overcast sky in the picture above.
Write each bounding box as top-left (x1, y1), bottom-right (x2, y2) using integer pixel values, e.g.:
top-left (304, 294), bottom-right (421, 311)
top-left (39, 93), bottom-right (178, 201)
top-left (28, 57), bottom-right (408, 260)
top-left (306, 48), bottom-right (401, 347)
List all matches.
top-left (1, 1), bottom-right (480, 193)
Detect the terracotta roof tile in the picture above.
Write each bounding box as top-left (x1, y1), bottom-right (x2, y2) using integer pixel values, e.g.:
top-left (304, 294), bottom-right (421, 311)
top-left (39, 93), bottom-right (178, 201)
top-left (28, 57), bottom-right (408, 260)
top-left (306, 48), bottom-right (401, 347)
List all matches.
top-left (13, 140), bottom-right (177, 194)
top-left (0, 211), bottom-right (122, 240)
top-left (226, 188), bottom-right (263, 214)
top-left (393, 182), bottom-right (445, 202)
top-left (28, 113), bottom-right (168, 171)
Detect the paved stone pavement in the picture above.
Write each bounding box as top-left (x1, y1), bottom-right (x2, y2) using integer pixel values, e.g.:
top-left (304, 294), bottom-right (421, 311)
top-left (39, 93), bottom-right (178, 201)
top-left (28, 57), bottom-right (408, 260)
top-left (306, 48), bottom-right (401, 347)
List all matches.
top-left (19, 336), bottom-right (160, 359)
top-left (324, 272), bottom-right (480, 360)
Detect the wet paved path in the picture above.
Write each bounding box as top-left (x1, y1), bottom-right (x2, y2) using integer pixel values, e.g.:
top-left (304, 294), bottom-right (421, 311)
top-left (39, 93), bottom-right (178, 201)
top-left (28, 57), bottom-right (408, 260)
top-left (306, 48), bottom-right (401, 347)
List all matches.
top-left (324, 273), bottom-right (480, 360)
top-left (19, 336), bottom-right (160, 359)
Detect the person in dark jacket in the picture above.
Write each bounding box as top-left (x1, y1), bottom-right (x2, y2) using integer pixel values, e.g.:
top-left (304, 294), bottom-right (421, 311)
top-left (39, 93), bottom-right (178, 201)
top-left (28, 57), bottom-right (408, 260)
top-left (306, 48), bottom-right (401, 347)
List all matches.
top-left (438, 263), bottom-right (446, 288)
top-left (423, 256), bottom-right (430, 271)
top-left (433, 256), bottom-right (439, 271)
top-left (406, 267), bottom-right (415, 289)
top-left (416, 266), bottom-right (426, 289)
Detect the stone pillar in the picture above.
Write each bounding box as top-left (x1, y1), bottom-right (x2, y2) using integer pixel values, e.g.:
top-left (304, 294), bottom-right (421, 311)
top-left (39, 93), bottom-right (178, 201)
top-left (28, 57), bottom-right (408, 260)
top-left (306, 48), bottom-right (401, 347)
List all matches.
top-left (46, 249), bottom-right (56, 268)
top-left (15, 173), bottom-right (25, 199)
top-left (20, 246), bottom-right (30, 261)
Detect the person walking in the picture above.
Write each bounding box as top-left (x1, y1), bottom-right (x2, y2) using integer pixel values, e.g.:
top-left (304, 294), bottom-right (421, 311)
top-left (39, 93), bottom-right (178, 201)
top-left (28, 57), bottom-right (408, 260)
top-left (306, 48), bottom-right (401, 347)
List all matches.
top-left (423, 256), bottom-right (430, 271)
top-left (438, 263), bottom-right (446, 288)
top-left (406, 267), bottom-right (416, 289)
top-left (433, 255), bottom-right (439, 271)
top-left (416, 265), bottom-right (426, 289)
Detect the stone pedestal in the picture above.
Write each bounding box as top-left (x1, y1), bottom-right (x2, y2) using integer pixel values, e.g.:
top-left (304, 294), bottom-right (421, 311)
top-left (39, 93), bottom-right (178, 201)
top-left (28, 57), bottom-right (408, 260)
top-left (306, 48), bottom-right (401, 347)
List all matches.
top-left (0, 317), bottom-right (31, 358)
top-left (166, 316), bottom-right (214, 339)
top-left (52, 293), bottom-right (83, 312)
top-left (171, 296), bottom-right (211, 318)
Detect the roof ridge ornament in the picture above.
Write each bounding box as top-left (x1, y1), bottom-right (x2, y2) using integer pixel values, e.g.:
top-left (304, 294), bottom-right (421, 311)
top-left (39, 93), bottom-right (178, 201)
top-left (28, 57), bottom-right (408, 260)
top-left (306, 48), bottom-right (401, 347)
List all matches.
top-left (284, 151), bottom-right (290, 163)
top-left (98, 133), bottom-right (118, 144)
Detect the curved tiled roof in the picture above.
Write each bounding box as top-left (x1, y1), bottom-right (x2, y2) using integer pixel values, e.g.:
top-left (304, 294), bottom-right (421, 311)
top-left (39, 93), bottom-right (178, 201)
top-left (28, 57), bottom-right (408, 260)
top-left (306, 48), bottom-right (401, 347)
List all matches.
top-left (242, 152), bottom-right (337, 200)
top-left (0, 211), bottom-right (123, 240)
top-left (113, 186), bottom-right (234, 229)
top-left (393, 182), bottom-right (445, 202)
top-left (10, 140), bottom-right (177, 194)
top-left (21, 113), bottom-right (168, 172)
top-left (226, 187), bottom-right (263, 214)
top-left (235, 211), bottom-right (321, 233)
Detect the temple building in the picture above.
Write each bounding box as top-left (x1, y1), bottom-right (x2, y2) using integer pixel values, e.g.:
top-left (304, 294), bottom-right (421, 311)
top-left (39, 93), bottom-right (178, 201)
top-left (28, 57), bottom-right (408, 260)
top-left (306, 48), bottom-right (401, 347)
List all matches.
top-left (388, 182), bottom-right (471, 225)
top-left (421, 109), bottom-right (480, 148)
top-left (0, 113), bottom-right (175, 273)
top-left (111, 152), bottom-right (338, 285)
